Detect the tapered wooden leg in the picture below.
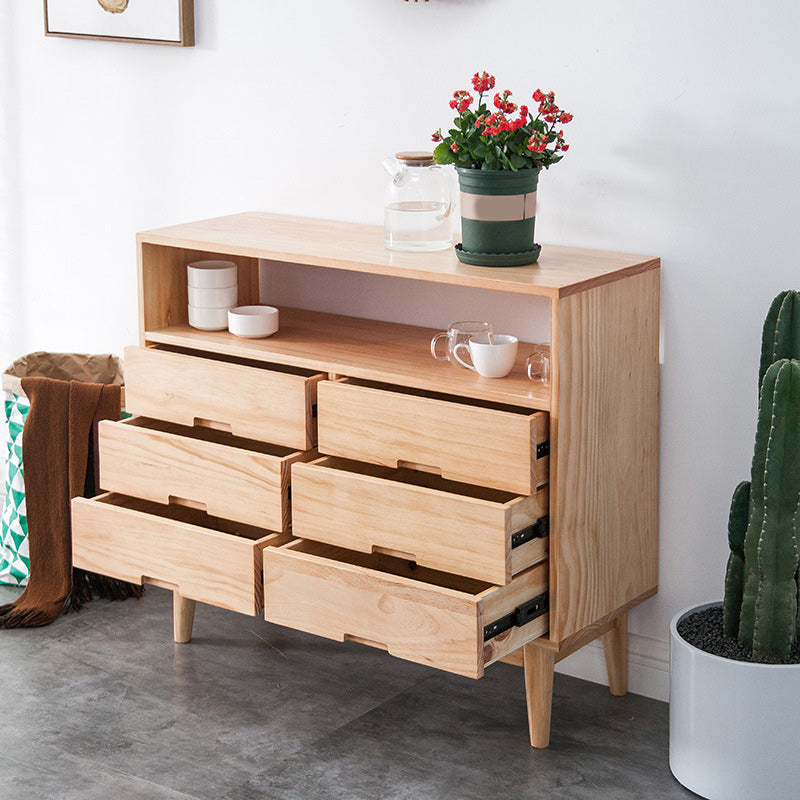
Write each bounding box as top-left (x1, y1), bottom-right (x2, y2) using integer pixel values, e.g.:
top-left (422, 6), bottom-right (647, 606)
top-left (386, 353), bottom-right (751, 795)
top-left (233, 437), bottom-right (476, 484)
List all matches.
top-left (602, 611), bottom-right (628, 696)
top-left (523, 642), bottom-right (556, 748)
top-left (173, 593), bottom-right (196, 643)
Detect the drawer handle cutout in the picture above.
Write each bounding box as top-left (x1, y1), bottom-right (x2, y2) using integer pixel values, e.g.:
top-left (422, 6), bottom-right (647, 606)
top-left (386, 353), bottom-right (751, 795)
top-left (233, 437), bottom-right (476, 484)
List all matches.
top-left (168, 496), bottom-right (208, 513)
top-left (372, 545), bottom-right (417, 562)
top-left (344, 634), bottom-right (389, 652)
top-left (193, 417), bottom-right (233, 433)
top-left (396, 460), bottom-right (442, 475)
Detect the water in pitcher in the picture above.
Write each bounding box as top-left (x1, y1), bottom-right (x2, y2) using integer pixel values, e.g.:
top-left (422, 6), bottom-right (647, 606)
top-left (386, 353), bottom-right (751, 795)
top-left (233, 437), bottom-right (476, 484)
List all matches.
top-left (384, 200), bottom-right (452, 252)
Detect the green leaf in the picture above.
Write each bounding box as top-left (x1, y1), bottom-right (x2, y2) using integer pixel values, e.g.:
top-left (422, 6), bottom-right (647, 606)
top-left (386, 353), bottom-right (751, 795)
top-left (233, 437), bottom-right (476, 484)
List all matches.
top-left (433, 142), bottom-right (455, 165)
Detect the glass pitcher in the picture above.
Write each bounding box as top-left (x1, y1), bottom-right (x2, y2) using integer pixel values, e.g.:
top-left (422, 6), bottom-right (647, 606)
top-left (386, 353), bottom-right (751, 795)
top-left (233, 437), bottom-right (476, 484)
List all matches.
top-left (383, 151), bottom-right (453, 252)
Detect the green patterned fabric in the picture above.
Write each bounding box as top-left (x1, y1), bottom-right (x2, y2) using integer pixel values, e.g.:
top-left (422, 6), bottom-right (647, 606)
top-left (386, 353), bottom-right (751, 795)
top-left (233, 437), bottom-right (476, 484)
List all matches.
top-left (1, 391), bottom-right (30, 585)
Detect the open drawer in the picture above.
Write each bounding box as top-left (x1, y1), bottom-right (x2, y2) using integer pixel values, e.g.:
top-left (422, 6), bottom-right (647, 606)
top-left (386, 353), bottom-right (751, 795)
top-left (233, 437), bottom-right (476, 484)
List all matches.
top-left (99, 417), bottom-right (315, 531)
top-left (71, 493), bottom-right (290, 615)
top-left (124, 345), bottom-right (324, 450)
top-left (263, 540), bottom-right (548, 678)
top-left (317, 378), bottom-right (548, 494)
top-left (291, 456), bottom-right (548, 584)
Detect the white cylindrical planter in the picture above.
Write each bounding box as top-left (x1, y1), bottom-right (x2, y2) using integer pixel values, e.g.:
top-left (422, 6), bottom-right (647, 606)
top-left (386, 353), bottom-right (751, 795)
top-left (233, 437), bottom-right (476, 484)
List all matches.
top-left (670, 602), bottom-right (800, 800)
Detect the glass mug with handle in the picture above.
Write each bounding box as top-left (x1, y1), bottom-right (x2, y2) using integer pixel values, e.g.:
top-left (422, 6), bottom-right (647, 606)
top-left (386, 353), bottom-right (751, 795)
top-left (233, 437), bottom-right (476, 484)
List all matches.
top-left (526, 344), bottom-right (551, 383)
top-left (430, 321), bottom-right (493, 363)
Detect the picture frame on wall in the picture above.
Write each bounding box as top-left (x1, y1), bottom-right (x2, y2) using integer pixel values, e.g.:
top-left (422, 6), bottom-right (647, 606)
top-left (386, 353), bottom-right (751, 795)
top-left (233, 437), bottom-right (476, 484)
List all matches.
top-left (44, 0), bottom-right (194, 47)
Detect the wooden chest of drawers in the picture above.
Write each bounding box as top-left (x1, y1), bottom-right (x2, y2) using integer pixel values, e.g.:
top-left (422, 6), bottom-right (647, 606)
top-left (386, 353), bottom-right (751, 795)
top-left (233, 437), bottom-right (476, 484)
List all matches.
top-left (70, 212), bottom-right (659, 748)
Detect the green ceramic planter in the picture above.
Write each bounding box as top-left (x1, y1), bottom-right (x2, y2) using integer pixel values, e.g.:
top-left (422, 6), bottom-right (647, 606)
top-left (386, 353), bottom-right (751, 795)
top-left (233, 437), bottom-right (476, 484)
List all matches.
top-left (455, 167), bottom-right (541, 267)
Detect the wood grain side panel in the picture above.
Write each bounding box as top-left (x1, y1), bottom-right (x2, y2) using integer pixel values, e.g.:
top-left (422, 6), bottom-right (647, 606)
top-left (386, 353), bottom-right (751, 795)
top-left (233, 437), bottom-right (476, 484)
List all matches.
top-left (550, 269), bottom-right (659, 640)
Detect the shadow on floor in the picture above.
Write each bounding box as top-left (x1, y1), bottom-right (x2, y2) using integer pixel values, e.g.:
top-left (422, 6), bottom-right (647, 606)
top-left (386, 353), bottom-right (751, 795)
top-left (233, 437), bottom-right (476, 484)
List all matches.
top-left (0, 585), bottom-right (692, 800)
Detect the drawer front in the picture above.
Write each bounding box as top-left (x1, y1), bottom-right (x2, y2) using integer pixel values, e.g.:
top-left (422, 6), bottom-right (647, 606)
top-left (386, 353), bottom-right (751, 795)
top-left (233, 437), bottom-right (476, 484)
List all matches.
top-left (317, 380), bottom-right (548, 494)
top-left (72, 493), bottom-right (289, 615)
top-left (263, 540), bottom-right (548, 678)
top-left (291, 457), bottom-right (548, 584)
top-left (99, 418), bottom-right (315, 531)
top-left (124, 346), bottom-right (323, 450)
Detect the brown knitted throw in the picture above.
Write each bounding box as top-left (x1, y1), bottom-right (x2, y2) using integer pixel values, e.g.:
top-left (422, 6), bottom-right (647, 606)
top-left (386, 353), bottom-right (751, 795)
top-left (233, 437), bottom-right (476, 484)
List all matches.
top-left (0, 377), bottom-right (142, 628)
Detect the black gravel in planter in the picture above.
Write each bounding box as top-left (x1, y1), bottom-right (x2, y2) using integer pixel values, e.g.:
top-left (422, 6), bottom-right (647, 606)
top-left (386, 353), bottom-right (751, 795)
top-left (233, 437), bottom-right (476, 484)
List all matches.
top-left (677, 605), bottom-right (800, 664)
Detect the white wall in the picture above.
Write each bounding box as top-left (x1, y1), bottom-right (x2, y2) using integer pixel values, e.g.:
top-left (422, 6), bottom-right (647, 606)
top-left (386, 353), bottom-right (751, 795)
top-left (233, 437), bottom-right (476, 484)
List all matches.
top-left (3, 0), bottom-right (800, 701)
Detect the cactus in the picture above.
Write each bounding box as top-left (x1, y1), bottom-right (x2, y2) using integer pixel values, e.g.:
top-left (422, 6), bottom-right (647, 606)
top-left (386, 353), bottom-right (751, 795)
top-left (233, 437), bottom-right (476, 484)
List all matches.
top-left (723, 290), bottom-right (800, 661)
top-left (723, 480), bottom-right (750, 636)
top-left (759, 291), bottom-right (800, 389)
top-left (736, 359), bottom-right (800, 660)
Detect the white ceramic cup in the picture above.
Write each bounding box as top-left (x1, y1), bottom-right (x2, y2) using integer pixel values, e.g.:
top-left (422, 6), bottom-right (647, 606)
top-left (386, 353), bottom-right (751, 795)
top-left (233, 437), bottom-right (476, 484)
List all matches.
top-left (188, 284), bottom-right (238, 308)
top-left (227, 306), bottom-right (279, 338)
top-left (188, 305), bottom-right (229, 331)
top-left (186, 260), bottom-right (238, 289)
top-left (453, 333), bottom-right (518, 378)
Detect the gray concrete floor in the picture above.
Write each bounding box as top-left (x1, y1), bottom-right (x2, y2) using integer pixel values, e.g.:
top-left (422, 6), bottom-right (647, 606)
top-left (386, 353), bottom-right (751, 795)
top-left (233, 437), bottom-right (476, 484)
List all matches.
top-left (0, 584), bottom-right (692, 800)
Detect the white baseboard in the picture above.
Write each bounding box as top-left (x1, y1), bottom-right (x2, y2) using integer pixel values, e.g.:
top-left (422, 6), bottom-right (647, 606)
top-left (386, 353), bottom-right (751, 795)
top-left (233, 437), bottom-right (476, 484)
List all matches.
top-left (555, 631), bottom-right (670, 702)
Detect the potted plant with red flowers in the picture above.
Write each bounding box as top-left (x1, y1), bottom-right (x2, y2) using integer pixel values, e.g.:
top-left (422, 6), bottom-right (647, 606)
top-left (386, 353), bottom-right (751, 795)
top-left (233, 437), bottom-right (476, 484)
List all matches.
top-left (432, 70), bottom-right (573, 266)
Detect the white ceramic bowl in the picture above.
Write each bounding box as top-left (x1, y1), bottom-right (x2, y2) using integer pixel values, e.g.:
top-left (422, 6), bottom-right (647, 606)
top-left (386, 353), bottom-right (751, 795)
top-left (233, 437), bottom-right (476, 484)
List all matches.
top-left (228, 306), bottom-right (279, 338)
top-left (188, 305), bottom-right (229, 331)
top-left (186, 260), bottom-right (238, 289)
top-left (188, 284), bottom-right (238, 308)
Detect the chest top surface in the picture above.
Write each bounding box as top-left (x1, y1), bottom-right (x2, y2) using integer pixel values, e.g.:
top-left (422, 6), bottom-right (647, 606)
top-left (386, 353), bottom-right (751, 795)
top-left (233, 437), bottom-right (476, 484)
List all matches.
top-left (137, 212), bottom-right (659, 299)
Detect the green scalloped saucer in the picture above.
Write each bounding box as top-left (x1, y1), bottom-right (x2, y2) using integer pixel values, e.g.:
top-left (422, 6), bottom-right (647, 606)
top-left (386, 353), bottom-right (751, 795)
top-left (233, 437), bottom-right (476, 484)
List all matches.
top-left (454, 243), bottom-right (541, 267)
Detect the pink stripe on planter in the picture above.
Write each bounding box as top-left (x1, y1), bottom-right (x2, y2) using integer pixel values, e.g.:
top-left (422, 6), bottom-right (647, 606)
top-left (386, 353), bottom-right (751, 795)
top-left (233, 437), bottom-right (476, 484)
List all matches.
top-left (460, 192), bottom-right (537, 221)
top-left (524, 191), bottom-right (537, 219)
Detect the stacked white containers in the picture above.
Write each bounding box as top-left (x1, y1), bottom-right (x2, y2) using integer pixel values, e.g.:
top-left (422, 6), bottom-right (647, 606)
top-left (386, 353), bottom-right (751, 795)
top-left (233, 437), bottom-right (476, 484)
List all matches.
top-left (186, 261), bottom-right (238, 331)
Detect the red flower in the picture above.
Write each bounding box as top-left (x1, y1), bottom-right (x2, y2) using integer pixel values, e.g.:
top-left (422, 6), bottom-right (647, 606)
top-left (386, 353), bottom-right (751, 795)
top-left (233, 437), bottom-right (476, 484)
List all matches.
top-left (560, 144), bottom-right (569, 151)
top-left (526, 132), bottom-right (548, 153)
top-left (536, 90), bottom-right (559, 116)
top-left (437, 74), bottom-right (572, 168)
top-left (481, 111), bottom-right (512, 136)
top-left (493, 90), bottom-right (518, 114)
top-left (450, 90), bottom-right (473, 114)
top-left (472, 71), bottom-right (496, 93)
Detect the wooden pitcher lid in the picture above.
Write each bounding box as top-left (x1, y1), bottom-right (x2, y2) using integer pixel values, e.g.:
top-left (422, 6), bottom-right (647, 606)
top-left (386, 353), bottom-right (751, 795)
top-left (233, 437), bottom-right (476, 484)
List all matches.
top-left (395, 151), bottom-right (435, 165)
